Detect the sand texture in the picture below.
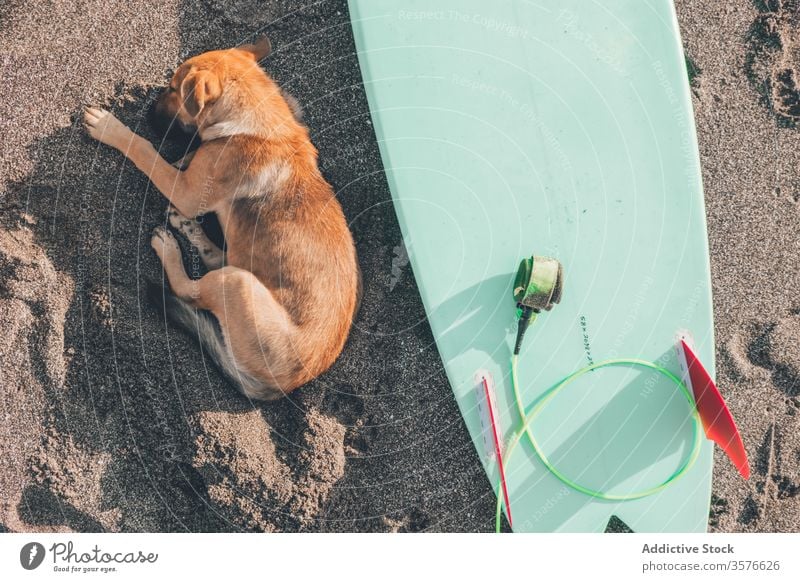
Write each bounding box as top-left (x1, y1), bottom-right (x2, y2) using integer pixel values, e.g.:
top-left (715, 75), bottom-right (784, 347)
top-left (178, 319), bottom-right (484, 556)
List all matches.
top-left (0, 0), bottom-right (798, 532)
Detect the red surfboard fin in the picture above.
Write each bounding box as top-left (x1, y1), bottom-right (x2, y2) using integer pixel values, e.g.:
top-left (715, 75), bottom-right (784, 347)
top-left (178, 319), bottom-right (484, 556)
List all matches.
top-left (678, 338), bottom-right (750, 480)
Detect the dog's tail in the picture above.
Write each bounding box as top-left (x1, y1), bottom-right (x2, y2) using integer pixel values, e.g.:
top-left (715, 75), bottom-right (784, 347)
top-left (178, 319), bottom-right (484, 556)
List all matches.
top-left (147, 281), bottom-right (284, 400)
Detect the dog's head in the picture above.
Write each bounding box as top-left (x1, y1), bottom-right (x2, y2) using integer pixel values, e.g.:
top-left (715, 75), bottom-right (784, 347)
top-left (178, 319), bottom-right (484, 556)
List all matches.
top-left (152, 36), bottom-right (273, 136)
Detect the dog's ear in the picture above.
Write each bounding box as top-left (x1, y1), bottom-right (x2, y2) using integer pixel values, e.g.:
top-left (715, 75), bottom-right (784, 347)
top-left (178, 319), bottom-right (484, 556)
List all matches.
top-left (180, 70), bottom-right (222, 118)
top-left (239, 35), bottom-right (272, 61)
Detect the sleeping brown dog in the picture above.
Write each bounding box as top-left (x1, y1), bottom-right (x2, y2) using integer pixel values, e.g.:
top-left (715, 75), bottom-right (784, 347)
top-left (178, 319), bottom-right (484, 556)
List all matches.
top-left (83, 36), bottom-right (360, 400)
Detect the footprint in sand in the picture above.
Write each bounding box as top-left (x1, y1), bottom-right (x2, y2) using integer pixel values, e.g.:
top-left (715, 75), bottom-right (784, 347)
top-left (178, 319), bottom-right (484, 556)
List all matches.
top-left (738, 421), bottom-right (800, 528)
top-left (382, 508), bottom-right (431, 532)
top-left (322, 388), bottom-right (380, 455)
top-left (709, 494), bottom-right (730, 529)
top-left (746, 1), bottom-right (800, 124)
top-left (323, 387), bottom-right (365, 426)
top-left (742, 315), bottom-right (800, 397)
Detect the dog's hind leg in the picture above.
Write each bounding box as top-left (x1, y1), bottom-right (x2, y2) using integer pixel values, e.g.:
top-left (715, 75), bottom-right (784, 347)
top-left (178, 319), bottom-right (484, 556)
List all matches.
top-left (150, 228), bottom-right (290, 400)
top-left (167, 206), bottom-right (224, 270)
top-left (197, 266), bottom-right (300, 399)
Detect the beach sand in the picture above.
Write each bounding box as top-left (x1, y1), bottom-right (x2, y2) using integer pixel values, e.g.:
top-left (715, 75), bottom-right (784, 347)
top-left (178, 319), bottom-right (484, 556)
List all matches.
top-left (0, 0), bottom-right (797, 532)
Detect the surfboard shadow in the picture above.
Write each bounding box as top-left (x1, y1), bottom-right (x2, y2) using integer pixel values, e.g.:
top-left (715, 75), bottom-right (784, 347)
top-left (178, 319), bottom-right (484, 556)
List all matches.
top-left (430, 272), bottom-right (518, 370)
top-left (511, 347), bottom-right (698, 532)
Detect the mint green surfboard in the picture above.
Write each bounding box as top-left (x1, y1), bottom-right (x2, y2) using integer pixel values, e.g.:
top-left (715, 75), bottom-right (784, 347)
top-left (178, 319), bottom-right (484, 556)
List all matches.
top-left (349, 0), bottom-right (714, 532)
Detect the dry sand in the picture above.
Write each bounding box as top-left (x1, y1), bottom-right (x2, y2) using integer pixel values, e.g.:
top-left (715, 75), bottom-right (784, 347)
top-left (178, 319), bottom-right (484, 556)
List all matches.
top-left (0, 0), bottom-right (798, 532)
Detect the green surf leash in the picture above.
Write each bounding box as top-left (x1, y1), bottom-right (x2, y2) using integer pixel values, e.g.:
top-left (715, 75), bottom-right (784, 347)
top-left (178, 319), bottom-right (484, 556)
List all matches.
top-left (493, 256), bottom-right (703, 532)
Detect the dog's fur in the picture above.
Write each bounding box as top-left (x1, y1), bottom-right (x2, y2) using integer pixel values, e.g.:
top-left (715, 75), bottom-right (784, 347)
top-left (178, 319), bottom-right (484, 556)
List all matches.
top-left (84, 37), bottom-right (360, 400)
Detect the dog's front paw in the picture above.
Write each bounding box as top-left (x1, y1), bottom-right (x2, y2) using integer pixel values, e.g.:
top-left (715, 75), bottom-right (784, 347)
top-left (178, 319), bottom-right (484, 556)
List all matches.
top-left (83, 107), bottom-right (132, 149)
top-left (150, 225), bottom-right (181, 263)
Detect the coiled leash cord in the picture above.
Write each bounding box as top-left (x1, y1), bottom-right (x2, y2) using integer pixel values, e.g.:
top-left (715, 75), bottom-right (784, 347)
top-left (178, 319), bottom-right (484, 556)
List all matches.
top-left (493, 256), bottom-right (703, 532)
